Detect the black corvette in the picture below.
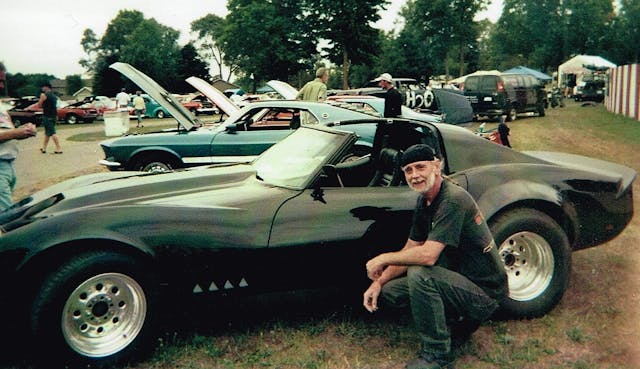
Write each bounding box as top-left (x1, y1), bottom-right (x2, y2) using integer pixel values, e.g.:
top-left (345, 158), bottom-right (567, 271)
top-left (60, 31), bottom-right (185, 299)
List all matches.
top-left (0, 115), bottom-right (635, 367)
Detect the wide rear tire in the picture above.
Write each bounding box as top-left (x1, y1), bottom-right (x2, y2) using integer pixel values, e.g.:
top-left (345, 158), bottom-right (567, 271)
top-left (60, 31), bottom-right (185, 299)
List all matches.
top-left (490, 208), bottom-right (571, 318)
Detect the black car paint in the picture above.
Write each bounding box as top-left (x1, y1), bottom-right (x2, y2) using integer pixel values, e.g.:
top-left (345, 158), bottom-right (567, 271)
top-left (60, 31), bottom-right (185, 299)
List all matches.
top-left (0, 120), bottom-right (635, 366)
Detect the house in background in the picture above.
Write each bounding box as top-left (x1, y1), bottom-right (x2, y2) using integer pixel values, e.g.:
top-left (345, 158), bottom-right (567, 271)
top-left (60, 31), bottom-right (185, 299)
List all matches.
top-left (73, 86), bottom-right (93, 101)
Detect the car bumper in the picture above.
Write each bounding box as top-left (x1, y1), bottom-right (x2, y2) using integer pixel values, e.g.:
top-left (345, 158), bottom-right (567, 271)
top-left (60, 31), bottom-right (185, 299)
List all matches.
top-left (99, 158), bottom-right (124, 170)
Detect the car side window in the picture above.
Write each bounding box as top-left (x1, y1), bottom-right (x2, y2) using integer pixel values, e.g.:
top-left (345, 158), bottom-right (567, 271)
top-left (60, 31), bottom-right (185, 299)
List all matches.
top-left (247, 108), bottom-right (314, 130)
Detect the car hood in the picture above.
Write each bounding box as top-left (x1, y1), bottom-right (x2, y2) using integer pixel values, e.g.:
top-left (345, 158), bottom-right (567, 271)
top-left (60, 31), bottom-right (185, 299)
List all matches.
top-left (12, 165), bottom-right (262, 219)
top-left (186, 76), bottom-right (240, 117)
top-left (266, 80), bottom-right (299, 100)
top-left (110, 62), bottom-right (201, 131)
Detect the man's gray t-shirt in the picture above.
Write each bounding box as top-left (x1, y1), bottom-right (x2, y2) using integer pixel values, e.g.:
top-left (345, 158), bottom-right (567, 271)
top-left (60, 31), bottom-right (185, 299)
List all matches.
top-left (409, 180), bottom-right (508, 300)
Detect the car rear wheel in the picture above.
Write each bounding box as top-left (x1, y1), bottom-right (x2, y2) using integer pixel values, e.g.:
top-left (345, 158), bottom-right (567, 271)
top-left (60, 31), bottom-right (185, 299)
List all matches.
top-left (155, 110), bottom-right (166, 119)
top-left (29, 251), bottom-right (156, 368)
top-left (66, 114), bottom-right (79, 124)
top-left (490, 208), bottom-right (571, 319)
top-left (506, 107), bottom-right (517, 122)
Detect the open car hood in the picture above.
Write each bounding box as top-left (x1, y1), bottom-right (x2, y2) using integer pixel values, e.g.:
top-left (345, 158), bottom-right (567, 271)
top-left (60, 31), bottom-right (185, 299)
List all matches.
top-left (266, 80), bottom-right (299, 100)
top-left (186, 76), bottom-right (240, 117)
top-left (110, 62), bottom-right (199, 131)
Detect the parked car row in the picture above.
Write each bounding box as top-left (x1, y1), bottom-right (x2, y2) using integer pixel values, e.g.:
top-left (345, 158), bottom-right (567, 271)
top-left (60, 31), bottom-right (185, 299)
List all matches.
top-left (0, 63), bottom-right (635, 368)
top-left (5, 96), bottom-right (99, 125)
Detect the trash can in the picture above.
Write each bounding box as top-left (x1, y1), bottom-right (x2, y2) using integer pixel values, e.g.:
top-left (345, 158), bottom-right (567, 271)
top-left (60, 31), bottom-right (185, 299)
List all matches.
top-left (103, 110), bottom-right (130, 136)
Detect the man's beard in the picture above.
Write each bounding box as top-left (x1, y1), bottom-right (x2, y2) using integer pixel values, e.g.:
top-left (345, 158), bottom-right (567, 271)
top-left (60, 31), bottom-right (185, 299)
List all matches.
top-left (410, 171), bottom-right (436, 194)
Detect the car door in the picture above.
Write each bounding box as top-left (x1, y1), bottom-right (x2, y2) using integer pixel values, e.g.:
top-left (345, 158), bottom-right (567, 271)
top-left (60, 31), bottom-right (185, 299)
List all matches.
top-left (267, 186), bottom-right (418, 290)
top-left (209, 107), bottom-right (313, 163)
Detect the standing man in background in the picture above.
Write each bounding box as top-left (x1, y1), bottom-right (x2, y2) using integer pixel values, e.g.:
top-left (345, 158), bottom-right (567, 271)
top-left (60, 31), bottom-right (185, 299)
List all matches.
top-left (0, 106), bottom-right (37, 211)
top-left (132, 91), bottom-right (145, 128)
top-left (296, 67), bottom-right (329, 102)
top-left (38, 82), bottom-right (62, 154)
top-left (116, 88), bottom-right (130, 109)
top-left (374, 73), bottom-right (402, 118)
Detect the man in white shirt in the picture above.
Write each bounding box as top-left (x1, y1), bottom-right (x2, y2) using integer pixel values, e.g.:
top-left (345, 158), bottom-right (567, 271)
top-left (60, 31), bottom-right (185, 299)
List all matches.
top-left (116, 88), bottom-right (130, 109)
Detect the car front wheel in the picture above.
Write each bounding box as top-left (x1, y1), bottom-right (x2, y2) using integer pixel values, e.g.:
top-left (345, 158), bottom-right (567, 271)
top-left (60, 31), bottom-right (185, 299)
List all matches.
top-left (66, 114), bottom-right (79, 124)
top-left (155, 110), bottom-right (166, 119)
top-left (506, 107), bottom-right (517, 122)
top-left (490, 208), bottom-right (571, 319)
top-left (29, 251), bottom-right (155, 368)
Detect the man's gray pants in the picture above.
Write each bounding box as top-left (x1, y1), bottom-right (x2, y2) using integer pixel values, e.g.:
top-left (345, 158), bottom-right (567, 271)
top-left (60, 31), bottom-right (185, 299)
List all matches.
top-left (381, 265), bottom-right (500, 356)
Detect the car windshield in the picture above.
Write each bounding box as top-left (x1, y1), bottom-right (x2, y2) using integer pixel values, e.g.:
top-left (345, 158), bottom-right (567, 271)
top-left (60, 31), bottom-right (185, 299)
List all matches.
top-left (253, 127), bottom-right (349, 188)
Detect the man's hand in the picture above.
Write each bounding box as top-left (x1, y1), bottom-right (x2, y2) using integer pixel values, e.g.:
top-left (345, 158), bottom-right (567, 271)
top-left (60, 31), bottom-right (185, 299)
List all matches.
top-left (366, 254), bottom-right (388, 281)
top-left (16, 123), bottom-right (37, 139)
top-left (363, 281), bottom-right (382, 313)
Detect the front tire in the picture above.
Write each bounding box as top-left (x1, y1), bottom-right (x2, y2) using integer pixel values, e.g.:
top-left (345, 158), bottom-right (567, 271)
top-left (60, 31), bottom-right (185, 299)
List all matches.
top-left (490, 208), bottom-right (571, 318)
top-left (66, 114), bottom-right (79, 124)
top-left (29, 252), bottom-right (155, 368)
top-left (506, 107), bottom-right (517, 122)
top-left (155, 110), bottom-right (166, 119)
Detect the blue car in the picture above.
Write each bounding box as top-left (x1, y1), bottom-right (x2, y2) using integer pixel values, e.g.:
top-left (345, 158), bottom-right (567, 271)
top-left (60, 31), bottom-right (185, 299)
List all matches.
top-left (101, 63), bottom-right (377, 173)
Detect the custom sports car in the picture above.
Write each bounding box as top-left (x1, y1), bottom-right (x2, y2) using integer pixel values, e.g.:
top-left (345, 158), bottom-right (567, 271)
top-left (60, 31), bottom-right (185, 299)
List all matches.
top-left (100, 63), bottom-right (376, 173)
top-left (0, 105), bottom-right (635, 366)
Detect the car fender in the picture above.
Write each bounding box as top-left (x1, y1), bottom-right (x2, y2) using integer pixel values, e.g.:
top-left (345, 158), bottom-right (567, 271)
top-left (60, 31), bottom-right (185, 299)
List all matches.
top-left (129, 146), bottom-right (183, 165)
top-left (475, 179), bottom-right (563, 221)
top-left (10, 215), bottom-right (156, 274)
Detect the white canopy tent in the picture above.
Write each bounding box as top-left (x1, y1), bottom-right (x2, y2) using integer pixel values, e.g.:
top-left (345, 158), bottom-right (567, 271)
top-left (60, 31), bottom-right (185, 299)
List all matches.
top-left (557, 55), bottom-right (616, 87)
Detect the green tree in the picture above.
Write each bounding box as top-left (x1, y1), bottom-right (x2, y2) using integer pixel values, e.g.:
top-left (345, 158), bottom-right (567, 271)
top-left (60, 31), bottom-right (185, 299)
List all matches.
top-left (401, 0), bottom-right (487, 78)
top-left (608, 0), bottom-right (639, 64)
top-left (65, 75), bottom-right (83, 96)
top-left (79, 29), bottom-right (100, 73)
top-left (175, 43), bottom-right (210, 92)
top-left (305, 0), bottom-right (386, 89)
top-left (5, 73), bottom-right (55, 98)
top-left (191, 14), bottom-right (239, 81)
top-left (565, 0), bottom-right (614, 57)
top-left (80, 10), bottom-right (189, 95)
top-left (221, 0), bottom-right (318, 88)
top-left (489, 0), bottom-right (563, 71)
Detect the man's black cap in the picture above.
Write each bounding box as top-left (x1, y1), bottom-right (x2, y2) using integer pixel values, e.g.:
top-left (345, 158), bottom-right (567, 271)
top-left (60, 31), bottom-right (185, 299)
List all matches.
top-left (400, 144), bottom-right (436, 167)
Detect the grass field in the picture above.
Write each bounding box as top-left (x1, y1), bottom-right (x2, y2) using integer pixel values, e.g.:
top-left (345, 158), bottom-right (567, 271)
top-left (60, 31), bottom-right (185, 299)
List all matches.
top-left (4, 101), bottom-right (639, 369)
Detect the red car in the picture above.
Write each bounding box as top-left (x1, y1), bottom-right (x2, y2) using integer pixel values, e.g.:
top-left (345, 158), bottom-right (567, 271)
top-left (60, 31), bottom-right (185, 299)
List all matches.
top-left (55, 100), bottom-right (99, 124)
top-left (179, 94), bottom-right (219, 115)
top-left (6, 97), bottom-right (42, 126)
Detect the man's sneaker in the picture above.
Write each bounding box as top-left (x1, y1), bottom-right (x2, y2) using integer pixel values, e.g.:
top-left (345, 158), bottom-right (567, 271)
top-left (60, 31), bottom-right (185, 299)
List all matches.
top-left (405, 353), bottom-right (455, 369)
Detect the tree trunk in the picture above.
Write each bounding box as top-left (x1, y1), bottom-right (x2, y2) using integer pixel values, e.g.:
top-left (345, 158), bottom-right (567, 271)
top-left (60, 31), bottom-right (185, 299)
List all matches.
top-left (342, 49), bottom-right (350, 90)
top-left (458, 45), bottom-right (465, 77)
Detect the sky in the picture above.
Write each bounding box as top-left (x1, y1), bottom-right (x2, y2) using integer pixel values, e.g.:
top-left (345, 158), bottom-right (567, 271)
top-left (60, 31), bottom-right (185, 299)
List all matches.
top-left (0, 0), bottom-right (503, 79)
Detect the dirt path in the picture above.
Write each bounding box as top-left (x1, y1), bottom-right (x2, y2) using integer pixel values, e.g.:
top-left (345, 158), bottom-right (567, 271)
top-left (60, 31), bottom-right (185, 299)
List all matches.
top-left (13, 123), bottom-right (107, 199)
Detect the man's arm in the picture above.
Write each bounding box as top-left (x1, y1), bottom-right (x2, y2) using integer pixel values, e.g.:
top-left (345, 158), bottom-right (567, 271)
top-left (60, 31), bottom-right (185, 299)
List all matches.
top-left (363, 238), bottom-right (445, 312)
top-left (36, 92), bottom-right (47, 108)
top-left (0, 123), bottom-right (37, 141)
top-left (366, 239), bottom-right (446, 282)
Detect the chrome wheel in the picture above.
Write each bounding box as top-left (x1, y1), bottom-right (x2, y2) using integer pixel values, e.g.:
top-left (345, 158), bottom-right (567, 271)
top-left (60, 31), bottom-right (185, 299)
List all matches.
top-left (499, 231), bottom-right (554, 302)
top-left (62, 273), bottom-right (147, 358)
top-left (141, 161), bottom-right (173, 173)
